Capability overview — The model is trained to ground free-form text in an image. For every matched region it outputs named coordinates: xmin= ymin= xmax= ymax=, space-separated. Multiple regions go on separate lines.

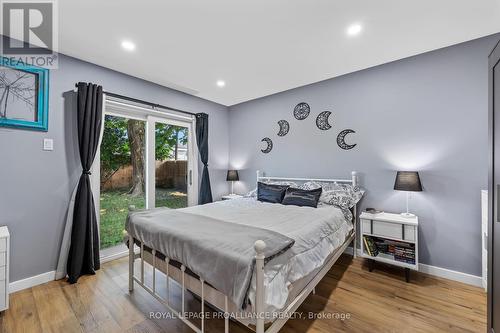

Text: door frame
xmin=91 ymin=95 xmax=198 ymax=262
xmin=488 ymin=38 xmax=500 ymax=333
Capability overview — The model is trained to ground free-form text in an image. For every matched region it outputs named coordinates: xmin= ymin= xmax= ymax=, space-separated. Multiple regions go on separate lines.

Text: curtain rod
xmin=74 ymin=84 xmax=197 ymax=117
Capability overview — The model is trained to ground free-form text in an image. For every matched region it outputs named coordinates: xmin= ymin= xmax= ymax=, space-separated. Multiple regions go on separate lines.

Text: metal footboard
xmin=128 ymin=235 xmax=267 ymax=333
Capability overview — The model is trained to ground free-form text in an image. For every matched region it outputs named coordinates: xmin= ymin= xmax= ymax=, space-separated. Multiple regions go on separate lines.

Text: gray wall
xmin=0 ymin=47 xmax=229 ymax=282
xmin=228 ymin=34 xmax=500 ymax=276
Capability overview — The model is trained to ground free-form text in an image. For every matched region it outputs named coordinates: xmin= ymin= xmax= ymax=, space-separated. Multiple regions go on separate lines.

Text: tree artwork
xmin=0 ymin=67 xmax=36 ymax=120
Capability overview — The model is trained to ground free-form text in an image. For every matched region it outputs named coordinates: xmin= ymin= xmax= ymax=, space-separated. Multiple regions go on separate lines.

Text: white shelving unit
xmin=0 ymin=226 xmax=9 ymax=311
xmin=360 ymin=212 xmax=418 ymax=282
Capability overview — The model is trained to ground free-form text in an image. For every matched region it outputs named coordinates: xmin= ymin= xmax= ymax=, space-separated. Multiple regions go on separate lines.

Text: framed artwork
xmin=0 ymin=57 xmax=49 ymax=131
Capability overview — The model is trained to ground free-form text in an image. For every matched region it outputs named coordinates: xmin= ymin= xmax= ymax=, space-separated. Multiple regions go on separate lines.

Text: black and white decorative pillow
xmin=299 ymin=181 xmax=323 ymax=191
xmin=300 ymin=181 xmax=364 ymax=208
xmin=322 ymin=185 xmax=364 ymax=208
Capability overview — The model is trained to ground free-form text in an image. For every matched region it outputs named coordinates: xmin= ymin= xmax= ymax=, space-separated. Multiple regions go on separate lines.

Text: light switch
xmin=43 ymin=138 xmax=54 ymax=151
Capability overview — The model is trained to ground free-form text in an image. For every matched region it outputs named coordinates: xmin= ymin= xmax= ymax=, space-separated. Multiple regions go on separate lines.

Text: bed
xmin=126 ymin=171 xmax=359 ymax=333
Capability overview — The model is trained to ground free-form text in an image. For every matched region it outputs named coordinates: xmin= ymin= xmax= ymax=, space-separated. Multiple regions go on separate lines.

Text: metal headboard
xmin=256 ymin=170 xmax=358 ymax=187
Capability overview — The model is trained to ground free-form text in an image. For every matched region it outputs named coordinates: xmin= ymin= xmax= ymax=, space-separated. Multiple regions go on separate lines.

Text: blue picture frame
xmin=0 ymin=57 xmax=49 ymax=131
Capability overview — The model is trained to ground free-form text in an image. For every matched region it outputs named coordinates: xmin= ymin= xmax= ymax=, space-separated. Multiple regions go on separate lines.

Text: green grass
xmin=99 ymin=188 xmax=187 ymax=249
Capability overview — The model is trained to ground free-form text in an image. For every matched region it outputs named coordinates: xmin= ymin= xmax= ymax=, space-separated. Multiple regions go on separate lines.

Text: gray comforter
xmin=125 ymin=207 xmax=295 ymax=309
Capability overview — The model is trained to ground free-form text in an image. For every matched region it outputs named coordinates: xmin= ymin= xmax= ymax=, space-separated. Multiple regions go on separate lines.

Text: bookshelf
xmin=360 ymin=211 xmax=418 ymax=282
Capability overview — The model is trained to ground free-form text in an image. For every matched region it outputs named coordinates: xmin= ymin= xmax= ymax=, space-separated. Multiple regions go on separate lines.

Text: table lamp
xmin=226 ymin=170 xmax=239 ymax=195
xmin=394 ymin=171 xmax=422 ymax=217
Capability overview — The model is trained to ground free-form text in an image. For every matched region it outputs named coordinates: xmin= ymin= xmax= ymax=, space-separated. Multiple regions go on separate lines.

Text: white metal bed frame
xmin=128 ymin=170 xmax=358 ymax=333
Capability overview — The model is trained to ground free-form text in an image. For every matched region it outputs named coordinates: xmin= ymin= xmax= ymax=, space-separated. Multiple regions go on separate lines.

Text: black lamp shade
xmin=394 ymin=171 xmax=422 ymax=192
xmin=226 ymin=170 xmax=239 ymax=181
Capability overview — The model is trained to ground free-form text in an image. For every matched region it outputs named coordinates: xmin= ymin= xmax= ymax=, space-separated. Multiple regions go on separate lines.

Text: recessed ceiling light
xmin=121 ymin=40 xmax=136 ymax=51
xmin=346 ymin=23 xmax=362 ymax=36
xmin=216 ymin=80 xmax=226 ymax=87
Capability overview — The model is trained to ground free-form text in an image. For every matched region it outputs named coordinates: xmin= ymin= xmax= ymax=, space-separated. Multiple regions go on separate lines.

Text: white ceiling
xmin=27 ymin=1 xmax=500 ymax=105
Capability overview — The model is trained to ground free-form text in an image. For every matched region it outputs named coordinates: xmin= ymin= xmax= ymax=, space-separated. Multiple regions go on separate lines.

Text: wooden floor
xmin=0 ymin=255 xmax=486 ymax=333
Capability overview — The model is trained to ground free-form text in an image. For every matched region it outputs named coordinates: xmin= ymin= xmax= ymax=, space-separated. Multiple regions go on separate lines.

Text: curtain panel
xmin=195 ymin=113 xmax=213 ymax=204
xmin=65 ymin=82 xmax=103 ymax=283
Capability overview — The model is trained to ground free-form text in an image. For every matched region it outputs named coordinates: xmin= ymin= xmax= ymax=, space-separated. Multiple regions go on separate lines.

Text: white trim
xmin=418 ymin=263 xmax=482 ymax=287
xmin=345 ymin=248 xmax=482 ymax=287
xmin=100 ymin=250 xmax=129 ymax=264
xmin=9 ymin=271 xmax=56 ymax=293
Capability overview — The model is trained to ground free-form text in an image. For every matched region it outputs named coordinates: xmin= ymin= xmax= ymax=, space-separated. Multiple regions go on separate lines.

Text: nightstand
xmin=221 ymin=194 xmax=243 ymax=200
xmin=360 ymin=211 xmax=418 ymax=282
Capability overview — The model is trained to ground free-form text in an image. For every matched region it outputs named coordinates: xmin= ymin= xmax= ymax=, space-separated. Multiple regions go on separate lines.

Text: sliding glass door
xmin=95 ymin=98 xmax=198 ymax=259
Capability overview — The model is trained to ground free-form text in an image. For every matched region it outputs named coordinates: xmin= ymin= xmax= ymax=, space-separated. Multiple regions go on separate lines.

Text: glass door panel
xmin=154 ymin=122 xmax=188 ymax=209
xmin=147 ymin=116 xmax=196 ymax=209
xmin=99 ymin=114 xmax=146 ymax=255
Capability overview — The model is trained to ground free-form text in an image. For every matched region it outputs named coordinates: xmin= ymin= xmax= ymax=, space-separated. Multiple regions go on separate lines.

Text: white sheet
xmin=180 ymin=197 xmax=353 ymax=313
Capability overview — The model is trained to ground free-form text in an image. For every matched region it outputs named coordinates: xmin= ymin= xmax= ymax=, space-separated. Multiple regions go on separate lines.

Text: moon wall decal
xmin=261 ymin=137 xmax=273 ymax=153
xmin=316 ymin=111 xmax=332 ymax=130
xmin=337 ymin=129 xmax=357 ymax=150
xmin=293 ymin=102 xmax=310 ymax=120
xmin=277 ymin=120 xmax=290 ymax=136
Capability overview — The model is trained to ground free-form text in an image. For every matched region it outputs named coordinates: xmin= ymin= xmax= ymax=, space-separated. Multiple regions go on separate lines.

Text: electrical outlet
xmin=43 ymin=138 xmax=54 ymax=151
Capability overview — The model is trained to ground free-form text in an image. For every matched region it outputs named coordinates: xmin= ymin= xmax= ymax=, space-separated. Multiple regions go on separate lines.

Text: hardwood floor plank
xmin=62 ymin=276 xmax=123 ymax=333
xmin=0 ymin=288 xmax=42 ymax=333
xmin=2 ymin=254 xmax=486 ymax=333
xmin=32 ymin=282 xmax=84 ymax=333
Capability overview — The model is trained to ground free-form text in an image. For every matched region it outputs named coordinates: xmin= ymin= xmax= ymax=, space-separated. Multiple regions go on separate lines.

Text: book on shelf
xmin=363 ymin=235 xmax=379 ymax=257
xmin=363 ymin=236 xmax=372 ymax=256
xmin=395 ymin=256 xmax=416 ymax=264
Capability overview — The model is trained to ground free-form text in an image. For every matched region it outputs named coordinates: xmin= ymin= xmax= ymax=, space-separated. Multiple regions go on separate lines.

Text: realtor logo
xmin=1 ymin=0 xmax=58 ymax=68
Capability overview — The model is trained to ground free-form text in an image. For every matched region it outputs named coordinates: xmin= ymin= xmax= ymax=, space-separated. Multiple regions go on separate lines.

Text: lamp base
xmin=400 ymin=212 xmax=416 ymax=218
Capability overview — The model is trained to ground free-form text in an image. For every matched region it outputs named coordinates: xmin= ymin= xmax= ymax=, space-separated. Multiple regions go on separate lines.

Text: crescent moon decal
xmin=316 ymin=111 xmax=332 ymax=130
xmin=261 ymin=137 xmax=273 ymax=153
xmin=277 ymin=120 xmax=290 ymax=136
xmin=337 ymin=129 xmax=357 ymax=150
xmin=293 ymin=102 xmax=310 ymax=120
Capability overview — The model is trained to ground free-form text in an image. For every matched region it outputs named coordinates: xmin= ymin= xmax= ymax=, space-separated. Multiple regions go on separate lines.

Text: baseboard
xmin=418 ymin=263 xmax=482 ymax=287
xmin=10 ymin=251 xmax=133 ymax=293
xmin=9 ymin=270 xmax=56 ymax=293
xmin=344 ymin=247 xmax=482 ymax=288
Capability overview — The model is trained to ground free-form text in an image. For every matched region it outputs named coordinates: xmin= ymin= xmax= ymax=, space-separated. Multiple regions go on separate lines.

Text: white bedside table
xmin=360 ymin=211 xmax=418 ymax=282
xmin=221 ymin=194 xmax=243 ymax=200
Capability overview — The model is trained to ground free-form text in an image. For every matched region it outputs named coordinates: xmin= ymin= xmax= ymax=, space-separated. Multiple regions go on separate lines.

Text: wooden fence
xmin=102 ymin=160 xmax=187 ymax=191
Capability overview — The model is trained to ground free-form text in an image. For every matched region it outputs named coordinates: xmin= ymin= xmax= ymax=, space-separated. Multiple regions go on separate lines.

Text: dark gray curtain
xmin=196 ymin=113 xmax=213 ymax=204
xmin=67 ymin=82 xmax=103 ymax=283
